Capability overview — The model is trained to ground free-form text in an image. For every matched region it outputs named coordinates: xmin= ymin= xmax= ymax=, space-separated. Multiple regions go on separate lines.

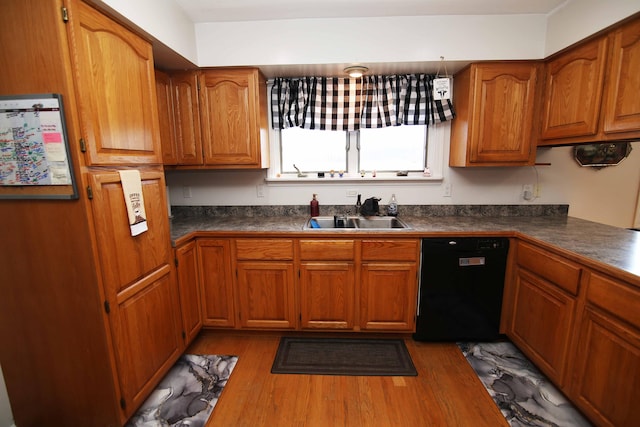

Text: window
xmin=359 ymin=125 xmax=427 ymax=172
xmin=278 ymin=125 xmax=428 ymax=176
xmin=280 ymin=128 xmax=348 ymax=173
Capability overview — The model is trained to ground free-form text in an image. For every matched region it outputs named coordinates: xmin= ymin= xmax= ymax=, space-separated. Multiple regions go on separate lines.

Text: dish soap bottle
xmin=310 ymin=194 xmax=320 ymax=217
xmin=386 ymin=194 xmax=398 ymax=216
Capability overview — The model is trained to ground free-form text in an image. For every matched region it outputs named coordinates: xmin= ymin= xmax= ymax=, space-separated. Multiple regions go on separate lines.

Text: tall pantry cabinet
xmin=0 ymin=1 xmax=183 ymax=426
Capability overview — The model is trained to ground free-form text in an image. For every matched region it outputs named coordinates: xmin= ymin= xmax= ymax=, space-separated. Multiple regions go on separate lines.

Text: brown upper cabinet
xmin=602 ymin=17 xmax=640 ymax=135
xmin=157 ymin=67 xmax=270 ymax=169
xmin=155 ymin=70 xmax=203 ymax=165
xmin=71 ymin=3 xmax=162 ymax=165
xmin=539 ymin=15 xmax=640 ymax=145
xmin=449 ymin=62 xmax=540 ymax=167
xmin=155 ymin=70 xmax=179 ymax=164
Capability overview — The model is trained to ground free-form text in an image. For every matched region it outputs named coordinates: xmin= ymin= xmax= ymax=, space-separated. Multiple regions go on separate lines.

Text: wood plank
xmin=187 ymin=332 xmax=508 ymax=426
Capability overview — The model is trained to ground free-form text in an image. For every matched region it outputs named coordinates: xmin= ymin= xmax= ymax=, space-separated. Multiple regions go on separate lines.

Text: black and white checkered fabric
xmin=271 ymin=74 xmax=454 ymax=130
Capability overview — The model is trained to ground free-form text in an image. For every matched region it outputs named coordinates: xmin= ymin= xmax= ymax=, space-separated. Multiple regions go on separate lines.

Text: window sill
xmin=265 ymin=174 xmax=443 ymax=184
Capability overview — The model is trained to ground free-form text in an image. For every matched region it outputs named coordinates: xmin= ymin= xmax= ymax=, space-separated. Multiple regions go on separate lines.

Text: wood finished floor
xmin=187 ymin=331 xmax=509 ymax=427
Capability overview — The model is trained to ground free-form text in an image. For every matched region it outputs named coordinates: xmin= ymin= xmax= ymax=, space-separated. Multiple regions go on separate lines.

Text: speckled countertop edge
xmin=170 ymin=214 xmax=640 ymax=280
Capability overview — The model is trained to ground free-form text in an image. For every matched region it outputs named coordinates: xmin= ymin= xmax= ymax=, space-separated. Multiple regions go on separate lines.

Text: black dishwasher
xmin=413 ymin=237 xmax=509 ymax=341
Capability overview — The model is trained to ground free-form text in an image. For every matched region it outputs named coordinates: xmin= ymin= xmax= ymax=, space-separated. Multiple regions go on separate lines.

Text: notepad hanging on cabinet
xmin=118 ymin=170 xmax=148 ymax=236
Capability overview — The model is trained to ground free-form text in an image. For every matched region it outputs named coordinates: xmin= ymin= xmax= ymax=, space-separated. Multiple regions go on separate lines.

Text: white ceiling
xmin=174 ymin=0 xmax=567 ymax=23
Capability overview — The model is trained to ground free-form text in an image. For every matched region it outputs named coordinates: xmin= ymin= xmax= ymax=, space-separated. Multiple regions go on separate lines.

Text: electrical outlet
xmin=256 ymin=184 xmax=265 ymax=198
xmin=346 ymin=190 xmax=358 ymax=198
xmin=182 ymin=186 xmax=192 ymax=198
xmin=522 ymin=184 xmax=533 ymax=201
xmin=443 ymin=183 xmax=452 ymax=197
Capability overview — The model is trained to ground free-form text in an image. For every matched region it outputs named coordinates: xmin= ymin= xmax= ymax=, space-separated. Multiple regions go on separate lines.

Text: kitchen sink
xmin=303 ymin=216 xmax=409 ymax=230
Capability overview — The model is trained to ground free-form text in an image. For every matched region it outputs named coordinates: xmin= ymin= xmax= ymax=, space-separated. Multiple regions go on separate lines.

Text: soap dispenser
xmin=310 ymin=194 xmax=320 ymax=217
xmin=386 ymin=194 xmax=398 ymax=216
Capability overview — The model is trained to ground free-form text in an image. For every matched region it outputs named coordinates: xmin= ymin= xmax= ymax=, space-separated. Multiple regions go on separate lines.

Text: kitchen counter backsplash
xmin=171 ymin=204 xmax=569 ymax=219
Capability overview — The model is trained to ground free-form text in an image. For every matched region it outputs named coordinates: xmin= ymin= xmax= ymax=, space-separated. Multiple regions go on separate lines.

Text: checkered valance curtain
xmin=271 ymin=74 xmax=454 ymax=131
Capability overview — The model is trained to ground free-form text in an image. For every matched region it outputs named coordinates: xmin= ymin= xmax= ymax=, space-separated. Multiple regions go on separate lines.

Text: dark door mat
xmin=271 ymin=337 xmax=418 ymax=376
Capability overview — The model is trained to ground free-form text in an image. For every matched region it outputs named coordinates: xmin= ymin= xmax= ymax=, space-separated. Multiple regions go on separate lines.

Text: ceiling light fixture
xmin=344 ymin=66 xmax=369 ymax=78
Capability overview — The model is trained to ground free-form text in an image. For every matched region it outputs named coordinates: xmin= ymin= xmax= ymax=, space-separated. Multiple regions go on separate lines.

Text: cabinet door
xmin=71 ymin=1 xmax=161 ymax=165
xmin=199 ymin=68 xmax=265 ymax=167
xmin=603 ymin=17 xmax=640 ymax=134
xmin=469 ymin=63 xmax=538 ymax=164
xmin=508 ymin=267 xmax=575 ymax=387
xmin=172 ymin=71 xmax=204 ymax=165
xmin=88 ymin=169 xmax=181 ymax=420
xmin=573 ymin=308 xmax=640 ymax=426
xmin=299 ymin=262 xmax=355 ymax=330
xmin=197 ymin=239 xmax=236 ymax=328
xmin=176 ymin=240 xmax=202 ymax=344
xmin=540 ymin=36 xmax=608 ymax=140
xmin=236 ymin=261 xmax=296 ymax=329
xmin=360 ymin=262 xmax=417 ymax=331
xmin=155 ymin=70 xmax=178 ymax=165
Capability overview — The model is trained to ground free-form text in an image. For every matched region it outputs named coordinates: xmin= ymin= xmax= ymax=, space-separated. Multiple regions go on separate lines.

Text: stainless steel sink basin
xmin=306 ymin=216 xmax=357 ymax=229
xmin=303 ymin=216 xmax=409 ymax=230
xmin=353 ymin=217 xmax=408 ymax=229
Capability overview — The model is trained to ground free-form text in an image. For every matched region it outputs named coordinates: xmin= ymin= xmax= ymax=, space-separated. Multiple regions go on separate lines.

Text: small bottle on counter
xmin=356 ymin=194 xmax=362 ymax=214
xmin=386 ymin=194 xmax=398 ymax=216
xmin=310 ymin=194 xmax=320 ymax=217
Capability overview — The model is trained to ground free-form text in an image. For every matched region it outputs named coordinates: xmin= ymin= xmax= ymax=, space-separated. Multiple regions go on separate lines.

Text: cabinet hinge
xmin=61 ymin=6 xmax=69 ymax=23
xmin=86 ymin=185 xmax=93 ymax=200
xmin=79 ymin=138 xmax=87 ymax=152
xmin=104 ymin=300 xmax=110 ymax=314
xmin=120 ymin=397 xmax=126 ymax=410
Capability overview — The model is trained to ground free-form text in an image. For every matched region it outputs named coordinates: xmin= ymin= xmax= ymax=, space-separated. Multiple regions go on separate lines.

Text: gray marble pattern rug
xmin=459 ymin=342 xmax=592 ymax=427
xmin=126 ymin=354 xmax=238 ymax=427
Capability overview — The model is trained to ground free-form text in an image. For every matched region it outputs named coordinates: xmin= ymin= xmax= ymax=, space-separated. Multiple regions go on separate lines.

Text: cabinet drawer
xmin=587 ymin=272 xmax=640 ymax=330
xmin=299 ymin=240 xmax=355 ymax=260
xmin=517 ymin=242 xmax=581 ymax=295
xmin=235 ymin=239 xmax=293 ymax=260
xmin=361 ymin=240 xmax=418 ymax=261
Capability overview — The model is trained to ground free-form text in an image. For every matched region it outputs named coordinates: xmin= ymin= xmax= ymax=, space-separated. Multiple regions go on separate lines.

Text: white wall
xmin=545 ymin=0 xmax=640 ymax=56
xmin=194 ymin=14 xmax=547 ymax=67
xmin=539 ymin=144 xmax=640 ymax=228
xmin=0 ymin=365 xmax=14 ymax=427
xmin=166 ymin=140 xmax=640 ymax=229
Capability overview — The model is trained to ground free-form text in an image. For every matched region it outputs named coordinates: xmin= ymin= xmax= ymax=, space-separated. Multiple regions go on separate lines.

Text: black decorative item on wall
xmin=574 ymin=142 xmax=632 ymax=168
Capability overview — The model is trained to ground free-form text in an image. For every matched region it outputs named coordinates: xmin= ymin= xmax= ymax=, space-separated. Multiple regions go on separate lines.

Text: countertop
xmin=170 ymin=215 xmax=640 ymax=280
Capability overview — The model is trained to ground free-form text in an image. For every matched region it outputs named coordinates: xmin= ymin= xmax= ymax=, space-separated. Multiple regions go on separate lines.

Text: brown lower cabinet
xmin=197 ymin=239 xmax=236 ymax=327
xmin=360 ymin=240 xmax=419 ymax=331
xmin=503 ymin=239 xmax=640 ymax=427
xmin=188 ymin=237 xmax=419 ymax=333
xmin=235 ymin=239 xmax=297 ymax=329
xmin=571 ymin=271 xmax=640 ymax=426
xmin=505 ymin=241 xmax=581 ymax=387
xmin=175 ymin=240 xmax=203 ymax=344
xmin=299 ymin=239 xmax=356 ymax=330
